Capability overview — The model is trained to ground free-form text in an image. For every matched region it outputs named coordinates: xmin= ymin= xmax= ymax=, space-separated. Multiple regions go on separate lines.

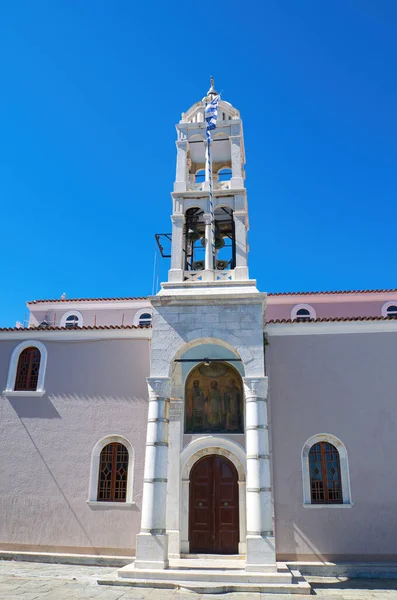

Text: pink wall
xmin=0 ymin=338 xmax=150 ymax=555
xmin=268 ymin=330 xmax=397 ymax=561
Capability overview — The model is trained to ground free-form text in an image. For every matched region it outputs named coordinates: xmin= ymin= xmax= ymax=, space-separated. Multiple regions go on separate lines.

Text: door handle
xmin=198 ymin=501 xmax=203 ymax=507
xmin=223 ymin=501 xmax=229 ymax=507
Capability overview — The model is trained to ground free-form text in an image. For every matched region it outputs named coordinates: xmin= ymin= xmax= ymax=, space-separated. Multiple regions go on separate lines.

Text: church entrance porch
xmin=189 ymin=455 xmax=239 ymax=554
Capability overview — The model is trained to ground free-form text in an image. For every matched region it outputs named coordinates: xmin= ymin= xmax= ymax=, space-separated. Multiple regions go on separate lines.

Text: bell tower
xmin=164 ymin=79 xmax=252 ymax=290
xmin=134 ymin=82 xmax=274 ymax=574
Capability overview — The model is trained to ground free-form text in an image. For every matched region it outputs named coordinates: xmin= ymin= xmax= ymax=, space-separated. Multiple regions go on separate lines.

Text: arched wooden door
xmin=189 ymin=455 xmax=239 ymax=554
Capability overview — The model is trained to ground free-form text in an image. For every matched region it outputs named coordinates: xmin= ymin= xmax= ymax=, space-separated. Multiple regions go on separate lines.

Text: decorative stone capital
xmin=176 ymin=140 xmax=187 ymax=148
xmin=171 ymin=213 xmax=185 ymax=225
xmin=243 ymin=376 xmax=268 ymax=400
xmin=203 ymin=212 xmax=212 ymax=225
xmin=147 ymin=377 xmax=173 ymax=399
xmin=233 ymin=210 xmax=246 ymax=223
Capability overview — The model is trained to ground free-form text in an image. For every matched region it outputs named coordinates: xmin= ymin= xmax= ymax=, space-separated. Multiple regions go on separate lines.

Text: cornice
xmin=0 ymin=327 xmax=152 ymax=342
xmin=267 ymin=319 xmax=397 ymax=336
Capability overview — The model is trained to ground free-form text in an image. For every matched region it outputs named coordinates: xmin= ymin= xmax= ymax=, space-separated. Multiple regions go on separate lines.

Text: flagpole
xmin=205 ymin=129 xmax=216 ymax=270
xmin=204 ymin=80 xmax=220 ymax=272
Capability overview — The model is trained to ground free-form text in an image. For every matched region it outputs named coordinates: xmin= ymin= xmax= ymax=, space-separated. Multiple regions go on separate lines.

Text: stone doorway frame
xmin=180 ymin=437 xmax=246 ymax=555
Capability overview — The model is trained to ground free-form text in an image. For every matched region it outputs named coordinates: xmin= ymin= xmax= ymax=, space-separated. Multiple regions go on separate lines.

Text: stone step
xmin=98 ymin=575 xmax=312 ymax=595
xmin=180 ymin=553 xmax=245 ymax=560
xmin=172 ymin=557 xmax=277 ymax=572
xmin=117 ymin=565 xmax=293 ymax=584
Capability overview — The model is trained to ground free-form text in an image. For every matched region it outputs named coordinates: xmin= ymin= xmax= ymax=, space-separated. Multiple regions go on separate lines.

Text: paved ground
xmin=1 ymin=560 xmax=397 ymax=599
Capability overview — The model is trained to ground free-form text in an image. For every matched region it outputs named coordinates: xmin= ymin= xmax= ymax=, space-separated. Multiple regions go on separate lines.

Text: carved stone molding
xmin=243 ymin=376 xmax=268 ymax=400
xmin=169 ymin=400 xmax=184 ymax=421
xmin=147 ymin=377 xmax=173 ymax=399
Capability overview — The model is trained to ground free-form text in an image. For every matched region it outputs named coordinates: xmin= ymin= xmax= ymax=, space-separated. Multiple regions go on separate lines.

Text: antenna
xmin=152 ymin=248 xmax=157 ymax=296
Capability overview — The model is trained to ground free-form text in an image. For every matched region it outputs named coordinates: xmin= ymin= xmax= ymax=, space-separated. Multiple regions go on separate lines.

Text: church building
xmin=1 ymin=81 xmax=397 ymax=592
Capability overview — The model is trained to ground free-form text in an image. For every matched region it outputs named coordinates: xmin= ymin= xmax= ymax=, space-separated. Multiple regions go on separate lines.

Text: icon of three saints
xmin=185 ymin=377 xmax=243 ymax=433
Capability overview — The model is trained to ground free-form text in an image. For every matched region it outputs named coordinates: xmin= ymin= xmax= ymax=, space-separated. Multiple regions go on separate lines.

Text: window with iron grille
xmin=14 ymin=347 xmax=41 ymax=391
xmin=309 ymin=442 xmax=342 ymax=504
xmin=97 ymin=443 xmax=129 ymax=502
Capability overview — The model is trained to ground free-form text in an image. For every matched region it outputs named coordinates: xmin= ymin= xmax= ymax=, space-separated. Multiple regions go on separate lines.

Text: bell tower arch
xmin=166 ymin=79 xmax=250 ymax=286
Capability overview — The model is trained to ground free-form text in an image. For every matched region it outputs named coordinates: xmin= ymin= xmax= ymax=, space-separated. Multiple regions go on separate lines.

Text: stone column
xmin=230 ymin=134 xmax=244 ymax=189
xmin=243 ymin=376 xmax=275 ymax=571
xmin=203 ymin=212 xmax=213 ymax=273
xmin=233 ymin=210 xmax=249 ymax=281
xmin=166 ymin=399 xmax=184 ymax=558
xmin=174 ymin=139 xmax=187 ymax=192
xmin=135 ymin=377 xmax=172 ymax=570
xmin=168 ymin=213 xmax=184 ymax=283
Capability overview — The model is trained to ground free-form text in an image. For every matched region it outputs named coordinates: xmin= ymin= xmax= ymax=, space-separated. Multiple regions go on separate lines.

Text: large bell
xmin=201 ymin=232 xmax=225 ymax=250
xmin=188 ymin=228 xmax=201 ymax=243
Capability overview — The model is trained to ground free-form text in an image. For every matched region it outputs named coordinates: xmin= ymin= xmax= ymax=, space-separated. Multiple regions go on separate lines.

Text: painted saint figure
xmin=224 ymin=378 xmax=242 ymax=431
xmin=186 ymin=379 xmax=206 ymax=431
xmin=206 ymin=380 xmax=222 ymax=431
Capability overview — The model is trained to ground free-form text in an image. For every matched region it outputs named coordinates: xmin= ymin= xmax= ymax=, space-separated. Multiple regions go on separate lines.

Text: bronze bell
xmin=200 ymin=230 xmax=225 ymax=250
xmin=188 ymin=228 xmax=201 ymax=243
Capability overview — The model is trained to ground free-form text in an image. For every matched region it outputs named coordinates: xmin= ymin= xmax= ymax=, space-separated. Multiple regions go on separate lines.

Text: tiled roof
xmin=27 ymin=289 xmax=397 ymax=303
xmin=27 ymin=297 xmax=148 ymax=304
xmin=267 ymin=316 xmax=395 ymax=324
xmin=0 ymin=325 xmax=151 ymax=332
xmin=268 ymin=289 xmax=397 ymax=297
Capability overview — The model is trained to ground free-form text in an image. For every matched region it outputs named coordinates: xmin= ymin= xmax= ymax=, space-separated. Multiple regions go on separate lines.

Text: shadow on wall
xmin=7 ymin=394 xmax=148 ymax=419
xmin=15 ymin=417 xmax=104 ymax=554
xmin=8 ymin=396 xmax=61 ymax=419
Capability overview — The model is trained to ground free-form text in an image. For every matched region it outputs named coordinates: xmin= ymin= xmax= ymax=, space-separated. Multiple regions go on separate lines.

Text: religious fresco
xmin=185 ymin=362 xmax=244 ymax=434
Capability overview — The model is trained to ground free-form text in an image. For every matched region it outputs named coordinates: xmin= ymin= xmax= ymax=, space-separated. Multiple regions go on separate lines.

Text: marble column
xmin=174 ymin=139 xmax=187 ymax=192
xmin=233 ymin=210 xmax=249 ymax=281
xmin=230 ymin=134 xmax=244 ymax=189
xmin=243 ymin=376 xmax=275 ymax=571
xmin=168 ymin=213 xmax=185 ymax=283
xmin=135 ymin=377 xmax=172 ymax=570
xmin=166 ymin=399 xmax=184 ymax=558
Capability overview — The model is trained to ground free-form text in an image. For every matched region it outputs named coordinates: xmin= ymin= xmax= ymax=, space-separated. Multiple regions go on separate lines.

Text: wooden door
xmin=189 ymin=455 xmax=239 ymax=554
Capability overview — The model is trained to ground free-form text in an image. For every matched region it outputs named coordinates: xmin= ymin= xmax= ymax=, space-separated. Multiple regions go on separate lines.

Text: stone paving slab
xmin=1 ymin=560 xmax=397 ymax=599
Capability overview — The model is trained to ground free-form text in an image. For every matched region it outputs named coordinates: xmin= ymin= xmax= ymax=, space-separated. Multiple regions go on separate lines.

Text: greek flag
xmin=205 ymin=94 xmax=220 ymax=139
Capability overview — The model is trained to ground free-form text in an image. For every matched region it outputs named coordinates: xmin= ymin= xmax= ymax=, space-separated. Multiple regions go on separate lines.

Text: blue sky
xmin=1 ymin=1 xmax=396 ymax=326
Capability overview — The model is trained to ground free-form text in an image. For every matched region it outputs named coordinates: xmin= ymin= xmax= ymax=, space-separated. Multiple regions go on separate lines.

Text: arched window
xmin=385 ymin=304 xmax=397 ymax=319
xmin=97 ymin=442 xmax=129 ymax=502
xmin=195 ymin=169 xmax=205 ymax=183
xmin=296 ymin=308 xmax=311 ymax=322
xmin=309 ymin=442 xmax=342 ymax=504
xmin=138 ymin=312 xmax=152 ymax=327
xmin=60 ymin=311 xmax=83 ymax=328
xmin=65 ymin=315 xmax=79 ymax=329
xmin=218 ymin=168 xmax=232 ymax=182
xmin=15 ymin=347 xmax=41 ymax=391
xmin=4 ymin=341 xmax=48 ymax=396
xmin=291 ymin=304 xmax=316 ymax=322
xmin=302 ymin=434 xmax=353 ymax=507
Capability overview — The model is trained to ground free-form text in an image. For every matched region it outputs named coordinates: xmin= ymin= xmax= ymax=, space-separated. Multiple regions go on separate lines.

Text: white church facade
xmin=1 ymin=82 xmax=397 ymax=591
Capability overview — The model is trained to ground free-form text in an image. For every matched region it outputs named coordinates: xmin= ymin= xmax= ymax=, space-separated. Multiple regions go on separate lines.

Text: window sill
xmin=302 ymin=503 xmax=354 ymax=509
xmin=86 ymin=501 xmax=137 ymax=510
xmin=2 ymin=390 xmax=46 ymax=397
